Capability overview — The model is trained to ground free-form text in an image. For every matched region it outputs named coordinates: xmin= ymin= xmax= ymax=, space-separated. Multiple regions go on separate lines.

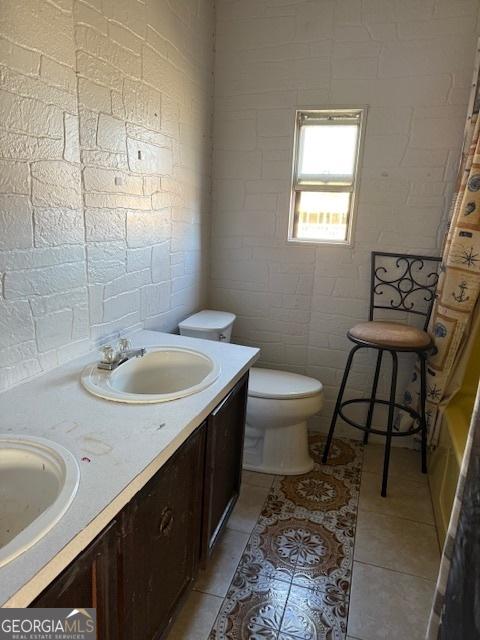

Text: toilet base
xmin=243 ymin=420 xmax=314 ymax=476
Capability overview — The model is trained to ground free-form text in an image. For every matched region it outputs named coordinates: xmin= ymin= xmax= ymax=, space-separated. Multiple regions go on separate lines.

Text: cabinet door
xmin=31 ymin=520 xmax=120 ymax=639
xmin=202 ymin=373 xmax=248 ymax=560
xmin=119 ymin=424 xmax=206 ymax=640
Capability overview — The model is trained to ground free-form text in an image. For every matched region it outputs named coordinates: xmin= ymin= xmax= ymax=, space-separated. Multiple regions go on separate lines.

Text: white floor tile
xmin=227 ymin=483 xmax=270 ymax=534
xmin=348 ymin=562 xmax=435 ymax=640
xmin=242 ymin=469 xmax=275 ymax=488
xmin=363 ymin=444 xmax=427 ymax=484
xmin=168 ymin=590 xmax=223 ymax=640
xmin=194 ymin=528 xmax=249 ymax=597
xmin=354 ymin=510 xmax=440 ymax=580
xmin=359 ymin=471 xmax=434 ymax=525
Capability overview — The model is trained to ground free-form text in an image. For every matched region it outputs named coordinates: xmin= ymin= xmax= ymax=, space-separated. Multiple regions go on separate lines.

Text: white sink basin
xmin=0 ymin=435 xmax=80 ymax=568
xmin=81 ymin=346 xmax=220 ymax=404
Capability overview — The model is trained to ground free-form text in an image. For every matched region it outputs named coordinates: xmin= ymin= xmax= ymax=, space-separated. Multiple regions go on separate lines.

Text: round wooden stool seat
xmin=348 ymin=320 xmax=431 ymax=350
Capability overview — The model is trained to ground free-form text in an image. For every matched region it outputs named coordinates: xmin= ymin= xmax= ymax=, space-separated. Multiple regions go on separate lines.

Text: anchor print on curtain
xmin=400 ymin=49 xmax=480 ymax=447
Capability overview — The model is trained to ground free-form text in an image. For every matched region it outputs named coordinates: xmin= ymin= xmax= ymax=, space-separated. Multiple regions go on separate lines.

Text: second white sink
xmin=81 ymin=346 xmax=220 ymax=403
xmin=0 ymin=435 xmax=80 ymax=568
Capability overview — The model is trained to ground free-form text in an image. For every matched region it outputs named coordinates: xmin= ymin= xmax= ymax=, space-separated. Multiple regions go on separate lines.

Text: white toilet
xmin=179 ymin=310 xmax=323 ymax=475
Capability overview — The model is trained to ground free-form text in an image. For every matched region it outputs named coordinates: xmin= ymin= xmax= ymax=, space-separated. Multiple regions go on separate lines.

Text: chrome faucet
xmin=98 ymin=338 xmax=146 ymax=370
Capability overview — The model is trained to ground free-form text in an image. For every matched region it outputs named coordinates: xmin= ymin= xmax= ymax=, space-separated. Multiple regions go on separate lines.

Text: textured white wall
xmin=0 ymin=0 xmax=215 ymax=392
xmin=210 ymin=0 xmax=480 ymax=431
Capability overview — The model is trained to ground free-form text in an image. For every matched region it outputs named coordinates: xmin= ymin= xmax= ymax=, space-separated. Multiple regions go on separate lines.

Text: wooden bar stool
xmin=322 ymin=252 xmax=441 ymax=497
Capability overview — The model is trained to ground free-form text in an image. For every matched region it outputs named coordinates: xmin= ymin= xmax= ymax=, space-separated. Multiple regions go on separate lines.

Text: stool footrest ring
xmin=338 ymin=398 xmax=422 ymax=437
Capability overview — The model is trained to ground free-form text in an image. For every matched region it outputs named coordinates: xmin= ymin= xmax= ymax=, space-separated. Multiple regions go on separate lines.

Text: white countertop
xmin=0 ymin=330 xmax=259 ymax=607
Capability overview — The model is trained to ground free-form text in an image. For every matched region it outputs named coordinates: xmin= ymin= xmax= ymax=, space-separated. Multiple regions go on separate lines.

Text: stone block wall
xmin=0 ymin=0 xmax=215 ymax=391
xmin=210 ymin=0 xmax=480 ymax=431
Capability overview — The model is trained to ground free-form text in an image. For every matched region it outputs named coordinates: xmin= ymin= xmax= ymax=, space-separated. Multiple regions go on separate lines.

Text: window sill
xmin=286 ymin=237 xmax=353 ymax=248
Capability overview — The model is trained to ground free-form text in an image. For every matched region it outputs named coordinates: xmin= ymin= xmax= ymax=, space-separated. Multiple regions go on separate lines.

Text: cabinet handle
xmin=159 ymin=508 xmax=174 ymax=536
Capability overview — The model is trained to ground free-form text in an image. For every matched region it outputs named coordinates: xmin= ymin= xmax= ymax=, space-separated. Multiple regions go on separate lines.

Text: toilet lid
xmin=248 ymin=367 xmax=323 ymax=400
xmin=178 ymin=310 xmax=236 ymax=331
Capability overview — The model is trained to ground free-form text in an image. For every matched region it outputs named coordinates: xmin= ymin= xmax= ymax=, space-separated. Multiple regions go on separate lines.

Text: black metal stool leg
xmin=364 ymin=349 xmax=383 ymax=445
xmin=419 ymin=353 xmax=428 ymax=474
xmin=322 ymin=344 xmax=361 ymax=464
xmin=381 ymin=350 xmax=398 ymax=497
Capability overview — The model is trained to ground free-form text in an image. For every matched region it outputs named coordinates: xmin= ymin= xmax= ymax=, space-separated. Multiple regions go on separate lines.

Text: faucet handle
xmin=100 ymin=345 xmax=116 ymax=364
xmin=118 ymin=337 xmax=131 ymax=353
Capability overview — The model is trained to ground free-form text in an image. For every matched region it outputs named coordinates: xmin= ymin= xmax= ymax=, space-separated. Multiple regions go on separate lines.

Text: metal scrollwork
xmin=372 ymin=253 xmax=441 ymax=325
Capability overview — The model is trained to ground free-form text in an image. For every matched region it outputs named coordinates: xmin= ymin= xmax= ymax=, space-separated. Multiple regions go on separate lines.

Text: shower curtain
xmin=400 ymin=41 xmax=480 ymax=447
xmin=425 ymin=40 xmax=480 ymax=640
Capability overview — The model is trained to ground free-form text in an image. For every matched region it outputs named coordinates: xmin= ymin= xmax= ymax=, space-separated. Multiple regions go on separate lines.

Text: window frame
xmin=287 ymin=107 xmax=367 ymax=247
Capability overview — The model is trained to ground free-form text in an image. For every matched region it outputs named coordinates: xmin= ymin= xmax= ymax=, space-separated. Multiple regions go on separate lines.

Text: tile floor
xmin=168 ymin=438 xmax=440 ymax=640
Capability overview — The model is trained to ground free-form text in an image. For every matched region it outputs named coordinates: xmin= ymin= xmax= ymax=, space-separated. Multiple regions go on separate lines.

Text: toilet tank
xmin=178 ymin=310 xmax=236 ymax=342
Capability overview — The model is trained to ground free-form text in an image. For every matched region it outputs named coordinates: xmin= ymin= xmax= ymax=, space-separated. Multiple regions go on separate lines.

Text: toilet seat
xmin=248 ymin=367 xmax=323 ymax=400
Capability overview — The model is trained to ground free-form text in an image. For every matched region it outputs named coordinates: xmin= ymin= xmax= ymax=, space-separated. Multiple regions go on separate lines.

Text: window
xmin=288 ymin=108 xmax=366 ymax=245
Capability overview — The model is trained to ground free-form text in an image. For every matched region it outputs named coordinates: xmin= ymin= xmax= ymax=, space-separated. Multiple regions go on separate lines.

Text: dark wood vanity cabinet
xmin=30 ymin=373 xmax=249 ymax=640
xmin=119 ymin=423 xmax=206 ymax=640
xmin=31 ymin=519 xmax=120 ymax=639
xmin=202 ymin=374 xmax=248 ymax=560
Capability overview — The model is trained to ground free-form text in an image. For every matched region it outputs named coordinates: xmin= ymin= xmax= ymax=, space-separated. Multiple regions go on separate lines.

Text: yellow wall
xmin=429 ymin=323 xmax=480 ymax=545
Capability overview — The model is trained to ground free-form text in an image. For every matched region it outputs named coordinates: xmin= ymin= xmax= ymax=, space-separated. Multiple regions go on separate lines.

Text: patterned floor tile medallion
xmin=210 ymin=437 xmax=363 ymax=640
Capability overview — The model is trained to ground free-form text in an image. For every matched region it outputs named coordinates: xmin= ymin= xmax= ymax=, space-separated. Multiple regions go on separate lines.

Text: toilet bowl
xmin=178 ymin=310 xmax=323 ymax=475
xmin=244 ymin=367 xmax=323 ymax=475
